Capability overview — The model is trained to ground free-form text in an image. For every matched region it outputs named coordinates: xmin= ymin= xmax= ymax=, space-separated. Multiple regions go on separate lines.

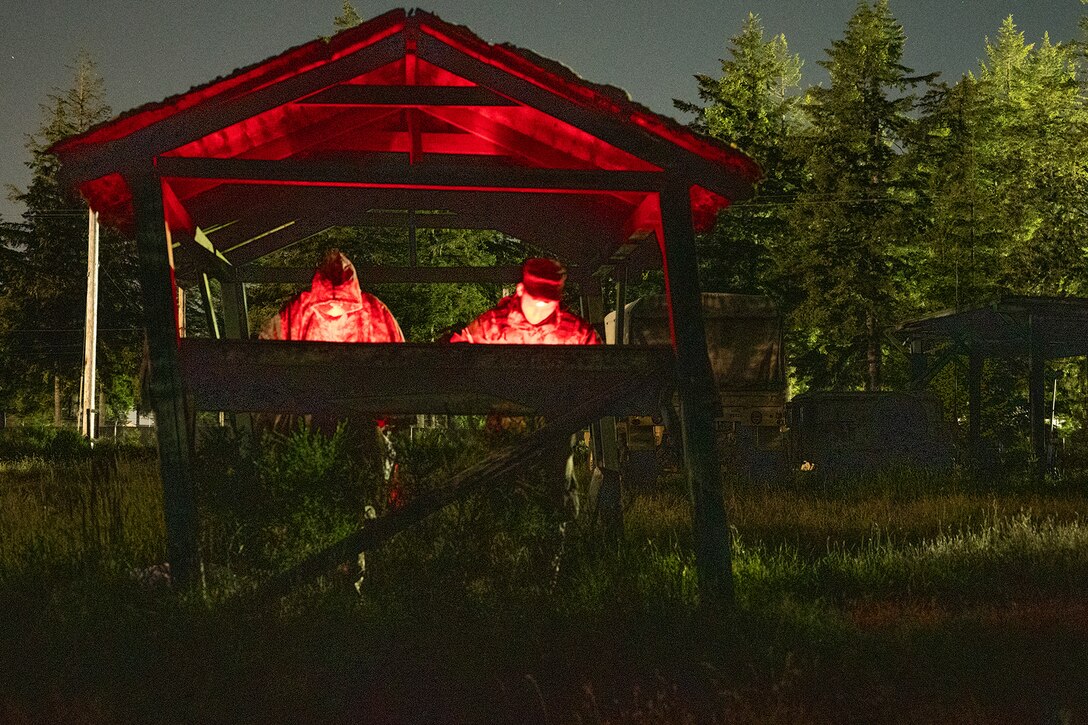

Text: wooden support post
xmin=220 ymin=281 xmax=251 ymax=434
xmin=1028 ymin=322 xmax=1047 ymax=479
xmin=129 ymin=166 xmax=201 ymax=589
xmin=909 ymin=339 xmax=926 ymax=387
xmin=581 ymin=291 xmax=605 ymax=344
xmin=596 ymin=269 xmax=629 ymax=530
xmin=221 ymin=282 xmax=250 ymax=340
xmin=80 ymin=209 xmax=100 ymax=440
xmin=968 ymin=348 xmax=983 ymax=466
xmin=659 ymin=180 xmax=733 ymax=609
xmin=200 ymin=273 xmax=221 ymax=340
xmin=614 ymin=266 xmax=628 ymax=346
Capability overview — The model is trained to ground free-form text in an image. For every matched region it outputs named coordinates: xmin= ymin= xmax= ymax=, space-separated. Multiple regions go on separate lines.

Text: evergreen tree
xmin=675 ymin=13 xmax=805 ymax=297
xmin=0 ymin=51 xmax=142 ymax=422
xmin=786 ymin=0 xmax=934 ymax=391
xmin=908 ymin=75 xmax=1005 ymax=310
xmin=990 ymin=24 xmax=1087 ymax=295
xmin=333 ymin=1 xmax=362 ymax=31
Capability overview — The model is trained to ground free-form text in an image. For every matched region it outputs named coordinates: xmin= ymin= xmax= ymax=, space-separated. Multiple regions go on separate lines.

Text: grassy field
xmin=2 ymin=427 xmax=1087 ymax=723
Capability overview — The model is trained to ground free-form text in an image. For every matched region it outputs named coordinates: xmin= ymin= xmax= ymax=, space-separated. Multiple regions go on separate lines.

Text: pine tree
xmin=333 ymin=1 xmax=362 ymax=31
xmin=786 ymin=0 xmax=933 ymax=391
xmin=908 ymin=74 xmax=1005 ymax=310
xmin=674 ymin=13 xmax=805 ymax=296
xmin=0 ymin=51 xmax=141 ymax=422
xmin=974 ymin=18 xmax=1088 ymax=296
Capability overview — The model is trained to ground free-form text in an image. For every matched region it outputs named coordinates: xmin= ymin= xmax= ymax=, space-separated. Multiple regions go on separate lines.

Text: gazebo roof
xmin=49 ymin=8 xmax=760 ymax=276
xmin=896 ymin=296 xmax=1088 ymax=360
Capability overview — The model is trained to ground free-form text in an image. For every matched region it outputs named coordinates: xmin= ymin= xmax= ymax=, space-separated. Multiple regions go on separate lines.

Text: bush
xmin=197 ymin=420 xmax=388 ymax=579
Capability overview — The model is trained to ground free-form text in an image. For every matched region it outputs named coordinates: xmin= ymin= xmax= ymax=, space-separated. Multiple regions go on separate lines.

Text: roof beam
xmin=298 ymin=84 xmax=516 ymax=106
xmin=222 ymin=265 xmax=526 ymax=285
xmin=224 ymin=217 xmax=334 ymax=265
xmin=59 ymin=32 xmax=407 ymax=188
xmin=156 ymin=156 xmax=665 ymax=193
xmin=416 ymin=33 xmax=755 ymax=202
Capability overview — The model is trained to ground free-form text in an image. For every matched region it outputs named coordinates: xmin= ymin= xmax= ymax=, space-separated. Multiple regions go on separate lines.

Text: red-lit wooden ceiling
xmin=50 ymin=9 xmax=760 ymax=273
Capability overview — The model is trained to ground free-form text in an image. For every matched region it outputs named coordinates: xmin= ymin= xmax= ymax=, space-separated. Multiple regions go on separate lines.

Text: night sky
xmin=0 ymin=1 xmax=1083 ymax=222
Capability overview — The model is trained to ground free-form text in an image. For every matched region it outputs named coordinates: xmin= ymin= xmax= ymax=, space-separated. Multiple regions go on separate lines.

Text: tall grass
xmin=3 ymin=428 xmax=1088 ymax=722
xmin=0 ymin=453 xmax=164 ymax=582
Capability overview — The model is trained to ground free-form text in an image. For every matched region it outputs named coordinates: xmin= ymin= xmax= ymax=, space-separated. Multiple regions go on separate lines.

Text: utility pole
xmin=80 ymin=208 xmax=100 ymax=441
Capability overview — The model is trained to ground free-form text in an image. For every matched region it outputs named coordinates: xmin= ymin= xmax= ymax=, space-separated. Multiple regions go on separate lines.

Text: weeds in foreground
xmin=3 ymin=429 xmax=1088 ymax=722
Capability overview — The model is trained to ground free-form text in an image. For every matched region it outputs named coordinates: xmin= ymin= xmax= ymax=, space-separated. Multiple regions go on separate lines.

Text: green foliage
xmin=5 ymin=456 xmax=1088 ymax=721
xmin=675 ymin=13 xmax=805 ymax=298
xmin=785 ymin=0 xmax=934 ymax=392
xmin=0 ymin=51 xmax=141 ymax=420
xmin=197 ymin=421 xmax=383 ymax=576
xmin=332 ymin=0 xmax=362 ymax=31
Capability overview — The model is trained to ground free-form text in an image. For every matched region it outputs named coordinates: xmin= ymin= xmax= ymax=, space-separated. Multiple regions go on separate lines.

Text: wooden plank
xmin=58 ymin=33 xmax=407 ymax=189
xmin=221 ymin=282 xmax=249 ymax=340
xmin=298 ymin=84 xmax=516 ymax=106
xmin=170 ymin=226 xmax=235 ymax=284
xmin=968 ymin=348 xmax=983 ymax=465
xmin=199 ymin=273 xmax=221 ymax=340
xmin=128 ymin=168 xmax=201 ymax=590
xmin=180 ymin=340 xmax=674 ymax=418
xmin=659 ymin=179 xmax=734 ymax=609
xmin=155 ymin=155 xmax=665 ymax=193
xmin=422 ymin=106 xmax=600 ymax=170
xmin=223 ymin=264 xmax=524 ymax=285
xmin=223 ymin=217 xmax=334 ymax=265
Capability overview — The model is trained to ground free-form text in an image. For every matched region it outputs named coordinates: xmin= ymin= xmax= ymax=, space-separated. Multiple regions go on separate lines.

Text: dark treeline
xmin=1 ymin=1 xmax=1086 ymax=462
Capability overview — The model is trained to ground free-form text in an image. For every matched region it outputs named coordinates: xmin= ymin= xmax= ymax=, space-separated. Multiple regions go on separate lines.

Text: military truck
xmin=604 ymin=294 xmax=955 ymax=483
xmin=786 ymin=391 xmax=955 ymax=478
xmin=604 ymin=293 xmax=788 ymax=483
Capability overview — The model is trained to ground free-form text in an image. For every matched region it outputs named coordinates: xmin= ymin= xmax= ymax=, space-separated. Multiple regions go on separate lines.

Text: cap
xmin=521 ymin=257 xmax=566 ymax=301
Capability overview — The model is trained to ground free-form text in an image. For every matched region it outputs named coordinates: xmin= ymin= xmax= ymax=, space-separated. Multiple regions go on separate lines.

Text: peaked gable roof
xmin=49 ymin=8 xmax=760 ymax=264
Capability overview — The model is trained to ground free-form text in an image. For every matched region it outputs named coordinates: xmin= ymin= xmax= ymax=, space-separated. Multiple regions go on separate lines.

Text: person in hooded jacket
xmin=259 ymin=249 xmax=404 ymax=506
xmin=261 ymin=248 xmax=404 ymax=344
xmin=450 ymin=257 xmax=598 ymax=522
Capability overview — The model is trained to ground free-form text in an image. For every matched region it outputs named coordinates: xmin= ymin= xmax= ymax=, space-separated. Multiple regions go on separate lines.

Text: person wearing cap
xmin=450 ymin=258 xmax=599 ymax=525
xmin=449 ymin=257 xmax=600 ymax=345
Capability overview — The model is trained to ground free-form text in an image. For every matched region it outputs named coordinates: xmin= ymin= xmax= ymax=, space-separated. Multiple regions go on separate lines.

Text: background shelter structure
xmin=896 ymin=296 xmax=1088 ymax=477
xmin=49 ymin=9 xmax=761 ymax=601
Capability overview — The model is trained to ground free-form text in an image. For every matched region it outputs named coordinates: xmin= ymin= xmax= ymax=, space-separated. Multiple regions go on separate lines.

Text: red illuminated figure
xmin=261 ymin=249 xmax=404 ymax=343
xmin=450 ymin=258 xmax=600 ymax=345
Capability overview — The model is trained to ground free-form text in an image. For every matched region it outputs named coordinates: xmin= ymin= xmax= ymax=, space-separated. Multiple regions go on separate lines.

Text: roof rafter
xmin=59 ymin=31 xmax=407 ymax=187
xmin=156 ymin=156 xmax=665 ymax=193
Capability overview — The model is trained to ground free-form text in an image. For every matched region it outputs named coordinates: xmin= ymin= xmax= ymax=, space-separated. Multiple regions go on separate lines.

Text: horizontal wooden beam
xmin=223 ymin=265 xmax=526 ymax=285
xmin=155 ymin=156 xmax=665 ymax=193
xmin=180 ymin=339 xmax=674 ymax=416
xmin=298 ymin=84 xmax=516 ymax=107
xmin=58 ymin=33 xmax=406 ymax=189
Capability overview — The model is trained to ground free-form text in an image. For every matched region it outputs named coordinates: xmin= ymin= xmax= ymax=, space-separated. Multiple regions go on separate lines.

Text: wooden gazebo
xmin=897 ymin=296 xmax=1088 ymax=477
xmin=50 ymin=9 xmax=761 ymax=599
